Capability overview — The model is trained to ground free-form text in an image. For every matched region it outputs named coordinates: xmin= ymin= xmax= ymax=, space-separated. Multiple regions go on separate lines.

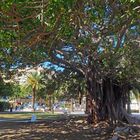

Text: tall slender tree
xmin=24 ymin=72 xmax=44 ymax=111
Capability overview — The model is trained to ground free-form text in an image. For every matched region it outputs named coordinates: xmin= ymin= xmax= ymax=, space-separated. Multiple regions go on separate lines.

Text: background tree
xmin=24 ymin=72 xmax=44 ymax=111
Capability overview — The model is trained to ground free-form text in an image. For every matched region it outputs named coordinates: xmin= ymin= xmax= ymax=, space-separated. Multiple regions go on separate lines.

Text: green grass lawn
xmin=0 ymin=112 xmax=61 ymax=120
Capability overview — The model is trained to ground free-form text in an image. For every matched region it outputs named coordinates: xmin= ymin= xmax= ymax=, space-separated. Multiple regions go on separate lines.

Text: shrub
xmin=0 ymin=101 xmax=10 ymax=112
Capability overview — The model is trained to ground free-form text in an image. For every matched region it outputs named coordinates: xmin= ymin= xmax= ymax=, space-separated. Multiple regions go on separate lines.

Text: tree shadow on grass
xmin=0 ymin=117 xmax=140 ymax=140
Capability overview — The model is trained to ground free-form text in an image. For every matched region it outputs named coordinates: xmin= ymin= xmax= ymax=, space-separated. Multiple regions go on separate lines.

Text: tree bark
xmin=32 ymin=87 xmax=36 ymax=112
xmin=127 ymin=94 xmax=131 ymax=114
xmin=86 ymin=72 xmax=131 ymax=124
xmin=48 ymin=95 xmax=52 ymax=111
xmin=51 ymin=96 xmax=54 ymax=114
xmin=86 ymin=70 xmax=101 ymax=124
xmin=71 ymin=98 xmax=74 ymax=112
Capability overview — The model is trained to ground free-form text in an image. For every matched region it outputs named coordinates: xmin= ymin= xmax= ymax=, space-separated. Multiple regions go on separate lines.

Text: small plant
xmin=0 ymin=101 xmax=10 ymax=112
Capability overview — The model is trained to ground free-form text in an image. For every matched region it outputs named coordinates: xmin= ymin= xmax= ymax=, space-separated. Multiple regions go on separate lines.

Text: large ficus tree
xmin=1 ymin=0 xmax=140 ymax=124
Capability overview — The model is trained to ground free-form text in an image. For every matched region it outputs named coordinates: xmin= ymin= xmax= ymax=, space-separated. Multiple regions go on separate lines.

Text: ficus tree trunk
xmin=86 ymin=69 xmax=101 ymax=124
xmin=85 ymin=70 xmax=131 ymax=124
xmin=127 ymin=94 xmax=131 ymax=114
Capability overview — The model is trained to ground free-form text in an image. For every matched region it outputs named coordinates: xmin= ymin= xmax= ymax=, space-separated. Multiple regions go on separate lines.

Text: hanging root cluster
xmin=86 ymin=77 xmax=139 ymax=125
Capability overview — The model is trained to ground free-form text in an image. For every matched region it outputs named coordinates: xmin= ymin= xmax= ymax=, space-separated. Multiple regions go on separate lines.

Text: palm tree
xmin=25 ymin=72 xmax=44 ymax=111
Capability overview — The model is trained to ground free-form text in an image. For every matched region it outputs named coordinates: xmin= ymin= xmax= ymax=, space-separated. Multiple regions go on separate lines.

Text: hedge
xmin=0 ymin=101 xmax=10 ymax=112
